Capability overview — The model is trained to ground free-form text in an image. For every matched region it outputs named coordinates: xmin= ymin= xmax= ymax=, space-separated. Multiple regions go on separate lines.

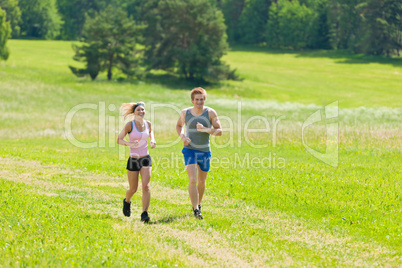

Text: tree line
xmin=221 ymin=0 xmax=401 ymax=56
xmin=1 ymin=0 xmax=401 ymax=79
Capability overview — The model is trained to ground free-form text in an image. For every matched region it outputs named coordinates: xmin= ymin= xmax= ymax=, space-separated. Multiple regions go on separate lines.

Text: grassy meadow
xmin=0 ymin=40 xmax=401 ymax=266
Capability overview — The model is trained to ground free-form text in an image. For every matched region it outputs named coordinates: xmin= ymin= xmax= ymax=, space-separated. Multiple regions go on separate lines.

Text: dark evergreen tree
xmin=309 ymin=0 xmax=331 ymax=49
xmin=328 ymin=0 xmax=363 ymax=50
xmin=357 ymin=0 xmax=402 ymax=56
xmin=266 ymin=1 xmax=280 ymax=47
xmin=70 ymin=43 xmax=101 ymax=80
xmin=221 ymin=0 xmax=246 ymax=42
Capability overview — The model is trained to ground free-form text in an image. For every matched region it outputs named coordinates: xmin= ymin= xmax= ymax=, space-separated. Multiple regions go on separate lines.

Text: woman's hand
xmin=129 ymin=140 xmax=139 ymax=148
xmin=150 ymin=140 xmax=157 ymax=149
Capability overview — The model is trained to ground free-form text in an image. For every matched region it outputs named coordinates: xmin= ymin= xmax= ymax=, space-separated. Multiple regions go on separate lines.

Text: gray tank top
xmin=184 ymin=108 xmax=212 ymax=152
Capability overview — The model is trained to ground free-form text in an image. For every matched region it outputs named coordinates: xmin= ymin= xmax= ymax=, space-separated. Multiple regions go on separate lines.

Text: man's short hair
xmin=191 ymin=87 xmax=207 ymax=100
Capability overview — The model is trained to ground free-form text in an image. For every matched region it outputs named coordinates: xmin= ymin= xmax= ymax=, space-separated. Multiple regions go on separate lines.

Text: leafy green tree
xmin=142 ymin=0 xmax=234 ymax=81
xmin=18 ymin=0 xmax=62 ymax=39
xmin=70 ymin=5 xmax=143 ymax=80
xmin=0 ymin=7 xmax=10 ymax=60
xmin=267 ymin=0 xmax=315 ymax=49
xmin=0 ymin=0 xmax=21 ymax=37
xmin=238 ymin=0 xmax=272 ymax=44
xmin=120 ymin=0 xmax=146 ymax=20
xmin=56 ymin=0 xmax=107 ymax=40
xmin=282 ymin=1 xmax=315 ymax=49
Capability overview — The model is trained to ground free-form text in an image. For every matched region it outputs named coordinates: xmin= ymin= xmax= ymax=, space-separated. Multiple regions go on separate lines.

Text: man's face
xmin=192 ymin=94 xmax=205 ymax=108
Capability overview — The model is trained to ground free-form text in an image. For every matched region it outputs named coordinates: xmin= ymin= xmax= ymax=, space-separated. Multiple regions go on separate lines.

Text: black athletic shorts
xmin=126 ymin=155 xmax=152 ymax=171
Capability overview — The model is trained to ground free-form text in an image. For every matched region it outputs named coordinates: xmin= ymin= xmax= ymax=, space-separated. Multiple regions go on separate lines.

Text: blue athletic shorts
xmin=182 ymin=148 xmax=211 ymax=172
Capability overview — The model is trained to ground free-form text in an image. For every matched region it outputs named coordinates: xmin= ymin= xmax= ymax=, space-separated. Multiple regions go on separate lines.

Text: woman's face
xmin=134 ymin=105 xmax=145 ymax=118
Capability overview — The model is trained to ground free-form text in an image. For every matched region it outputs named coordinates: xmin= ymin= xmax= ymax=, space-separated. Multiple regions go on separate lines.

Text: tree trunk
xmin=107 ymin=68 xmax=112 ymax=80
xmin=108 ymin=53 xmax=114 ymax=80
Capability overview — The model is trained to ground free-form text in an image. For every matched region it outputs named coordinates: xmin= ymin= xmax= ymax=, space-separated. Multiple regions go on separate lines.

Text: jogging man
xmin=176 ymin=87 xmax=222 ymax=219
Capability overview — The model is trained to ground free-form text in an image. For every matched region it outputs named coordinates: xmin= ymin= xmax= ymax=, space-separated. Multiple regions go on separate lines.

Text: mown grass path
xmin=1 ymin=157 xmax=400 ymax=267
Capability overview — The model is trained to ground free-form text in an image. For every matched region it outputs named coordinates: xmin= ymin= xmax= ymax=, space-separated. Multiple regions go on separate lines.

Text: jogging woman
xmin=117 ymin=102 xmax=156 ymax=223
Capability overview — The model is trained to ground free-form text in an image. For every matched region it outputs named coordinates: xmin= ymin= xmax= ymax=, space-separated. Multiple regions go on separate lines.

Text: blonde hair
xmin=191 ymin=87 xmax=207 ymax=100
xmin=120 ymin=101 xmax=145 ymax=121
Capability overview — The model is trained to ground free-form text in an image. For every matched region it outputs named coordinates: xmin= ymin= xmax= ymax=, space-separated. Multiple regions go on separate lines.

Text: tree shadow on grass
xmin=293 ymin=50 xmax=402 ymax=67
xmin=147 ymin=214 xmax=190 ymax=225
xmin=143 ymin=73 xmax=220 ymax=91
xmin=77 ymin=72 xmax=224 ymax=90
xmin=229 ymin=45 xmax=402 ymax=68
xmin=68 ymin=72 xmax=219 ymax=90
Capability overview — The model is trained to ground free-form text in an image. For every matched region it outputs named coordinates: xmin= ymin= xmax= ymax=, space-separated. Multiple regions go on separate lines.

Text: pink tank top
xmin=128 ymin=120 xmax=150 ymax=157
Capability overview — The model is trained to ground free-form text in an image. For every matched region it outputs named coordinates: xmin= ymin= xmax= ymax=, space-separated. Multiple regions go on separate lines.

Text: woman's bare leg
xmin=140 ymin=167 xmax=152 ymax=212
xmin=126 ymin=170 xmax=139 ymax=202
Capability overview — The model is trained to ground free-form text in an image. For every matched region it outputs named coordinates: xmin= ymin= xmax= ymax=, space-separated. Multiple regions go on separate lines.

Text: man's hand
xmin=182 ymin=137 xmax=191 ymax=146
xmin=196 ymin=122 xmax=207 ymax=132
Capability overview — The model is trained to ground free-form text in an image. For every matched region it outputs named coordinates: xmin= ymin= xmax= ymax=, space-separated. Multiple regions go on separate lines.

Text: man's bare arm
xmin=196 ymin=109 xmax=222 ymax=136
xmin=176 ymin=110 xmax=191 ymax=145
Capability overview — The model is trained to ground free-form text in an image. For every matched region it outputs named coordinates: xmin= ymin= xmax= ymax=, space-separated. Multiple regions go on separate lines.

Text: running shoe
xmin=193 ymin=209 xmax=203 ymax=220
xmin=141 ymin=211 xmax=150 ymax=223
xmin=123 ymin=198 xmax=131 ymax=217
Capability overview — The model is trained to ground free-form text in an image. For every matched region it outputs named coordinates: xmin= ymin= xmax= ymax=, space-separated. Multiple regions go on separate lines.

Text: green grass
xmin=0 ymin=40 xmax=401 ymax=266
xmin=0 ymin=180 xmax=189 ymax=267
xmin=218 ymin=46 xmax=402 ymax=108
